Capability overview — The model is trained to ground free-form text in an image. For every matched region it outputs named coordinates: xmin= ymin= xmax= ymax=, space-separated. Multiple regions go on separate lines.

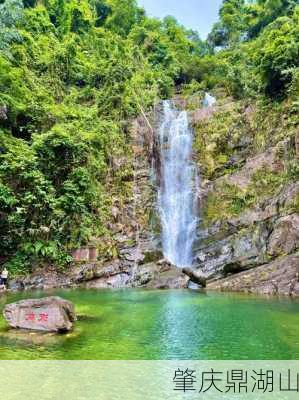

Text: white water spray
xmin=157 ymin=101 xmax=198 ymax=268
xmin=203 ymin=92 xmax=216 ymax=108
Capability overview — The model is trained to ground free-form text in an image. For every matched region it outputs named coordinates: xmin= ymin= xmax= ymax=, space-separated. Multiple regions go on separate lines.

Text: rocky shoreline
xmin=4 ymin=247 xmax=299 ymax=303
xmin=5 ymin=260 xmax=189 ymax=293
xmin=2 ymin=251 xmax=298 ymax=298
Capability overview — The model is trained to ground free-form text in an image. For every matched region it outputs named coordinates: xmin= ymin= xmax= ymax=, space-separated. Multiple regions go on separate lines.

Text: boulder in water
xmin=3 ymin=296 xmax=76 ymax=332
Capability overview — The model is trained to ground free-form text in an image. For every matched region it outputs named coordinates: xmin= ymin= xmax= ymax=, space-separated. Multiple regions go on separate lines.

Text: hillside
xmin=0 ymin=0 xmax=298 ymax=291
xmin=0 ymin=0 xmax=206 ymax=273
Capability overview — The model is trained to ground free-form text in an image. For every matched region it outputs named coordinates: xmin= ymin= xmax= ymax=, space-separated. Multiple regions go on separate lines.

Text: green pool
xmin=0 ymin=289 xmax=299 ymax=360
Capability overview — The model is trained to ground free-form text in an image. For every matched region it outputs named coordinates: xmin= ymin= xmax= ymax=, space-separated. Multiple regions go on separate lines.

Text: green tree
xmin=0 ymin=0 xmax=23 ymax=58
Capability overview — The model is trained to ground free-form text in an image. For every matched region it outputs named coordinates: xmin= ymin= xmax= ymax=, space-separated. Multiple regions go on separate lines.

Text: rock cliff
xmin=5 ymin=96 xmax=299 ymax=297
xmin=190 ymin=94 xmax=298 ymax=295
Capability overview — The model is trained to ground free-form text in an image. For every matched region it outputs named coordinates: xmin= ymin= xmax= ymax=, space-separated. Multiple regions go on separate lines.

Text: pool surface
xmin=1 ymin=289 xmax=299 ymax=359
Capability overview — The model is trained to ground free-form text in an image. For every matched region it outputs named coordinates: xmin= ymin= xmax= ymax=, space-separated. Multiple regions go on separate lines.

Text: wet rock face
xmin=3 ymin=297 xmax=76 ymax=332
xmin=193 ymin=179 xmax=299 ymax=282
xmin=79 ymin=261 xmax=188 ymax=290
xmin=207 ymin=255 xmax=299 ymax=296
xmin=194 ymin=223 xmax=269 ymax=279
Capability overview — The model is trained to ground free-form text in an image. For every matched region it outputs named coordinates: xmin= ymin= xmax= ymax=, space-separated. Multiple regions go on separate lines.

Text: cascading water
xmin=203 ymin=92 xmax=216 ymax=107
xmin=157 ymin=100 xmax=199 ymax=268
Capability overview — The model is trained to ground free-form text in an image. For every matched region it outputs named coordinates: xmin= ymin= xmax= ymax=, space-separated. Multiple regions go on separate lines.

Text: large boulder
xmin=3 ymin=296 xmax=76 ymax=332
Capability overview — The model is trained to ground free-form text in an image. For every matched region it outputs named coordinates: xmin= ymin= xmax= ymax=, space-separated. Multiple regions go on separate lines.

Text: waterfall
xmin=203 ymin=92 xmax=216 ymax=108
xmin=157 ymin=101 xmax=198 ymax=268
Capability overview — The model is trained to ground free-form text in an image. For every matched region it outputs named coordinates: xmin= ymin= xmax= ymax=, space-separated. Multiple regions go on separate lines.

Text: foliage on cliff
xmin=0 ymin=0 xmax=206 ymax=272
xmin=187 ymin=0 xmax=299 ymax=99
xmin=190 ymin=0 xmax=299 ymax=226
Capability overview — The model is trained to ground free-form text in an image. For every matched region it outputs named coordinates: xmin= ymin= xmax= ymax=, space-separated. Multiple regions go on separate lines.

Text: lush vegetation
xmin=0 ymin=0 xmax=298 ymax=274
xmin=203 ymin=0 xmax=299 ymax=98
xmin=0 ymin=0 xmax=207 ymax=272
xmin=190 ymin=0 xmax=299 ymax=226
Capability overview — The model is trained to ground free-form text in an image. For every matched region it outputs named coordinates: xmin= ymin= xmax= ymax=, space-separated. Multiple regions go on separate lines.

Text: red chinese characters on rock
xmin=38 ymin=313 xmax=48 ymax=322
xmin=25 ymin=312 xmax=48 ymax=323
xmin=25 ymin=312 xmax=35 ymax=322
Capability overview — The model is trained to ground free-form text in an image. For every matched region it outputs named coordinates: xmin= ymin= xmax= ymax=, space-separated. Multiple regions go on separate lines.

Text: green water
xmin=0 ymin=289 xmax=299 ymax=360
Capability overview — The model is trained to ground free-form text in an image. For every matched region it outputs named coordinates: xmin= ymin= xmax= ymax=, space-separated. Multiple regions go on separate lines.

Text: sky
xmin=137 ymin=0 xmax=223 ymax=39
